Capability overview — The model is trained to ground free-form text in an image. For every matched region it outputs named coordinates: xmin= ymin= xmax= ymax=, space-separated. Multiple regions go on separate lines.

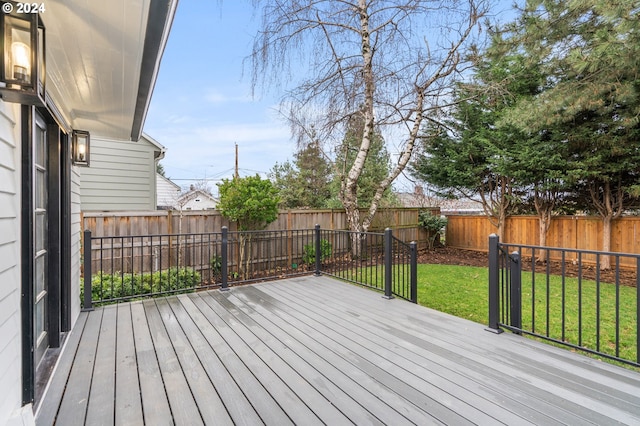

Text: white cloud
xmin=204 ymin=89 xmax=253 ymax=104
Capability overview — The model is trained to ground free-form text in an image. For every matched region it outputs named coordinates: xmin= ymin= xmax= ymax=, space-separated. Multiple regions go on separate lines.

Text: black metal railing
xmin=316 ymin=227 xmax=417 ymax=302
xmin=82 ymin=225 xmax=417 ymax=308
xmin=488 ymin=234 xmax=640 ymax=368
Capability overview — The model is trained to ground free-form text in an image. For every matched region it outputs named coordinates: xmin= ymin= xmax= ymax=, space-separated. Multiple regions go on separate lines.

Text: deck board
xmin=130 ymin=301 xmax=173 ymax=425
xmin=143 ymin=299 xmax=205 ymax=425
xmin=54 ymin=307 xmax=102 ymax=425
xmin=164 ymin=296 xmax=265 ymax=425
xmin=38 ymin=276 xmax=640 ymax=425
xmin=114 ymin=303 xmax=144 ymax=425
xmin=85 ymin=305 xmax=117 ymax=425
xmin=262 ymin=280 xmax=611 ymax=424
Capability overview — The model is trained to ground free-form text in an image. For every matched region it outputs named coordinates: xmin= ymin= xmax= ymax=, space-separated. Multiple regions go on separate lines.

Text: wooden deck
xmin=36 ymin=276 xmax=640 ymax=425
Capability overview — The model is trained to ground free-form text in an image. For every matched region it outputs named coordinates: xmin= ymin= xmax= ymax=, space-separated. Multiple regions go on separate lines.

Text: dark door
xmin=33 ymin=110 xmax=48 ymax=367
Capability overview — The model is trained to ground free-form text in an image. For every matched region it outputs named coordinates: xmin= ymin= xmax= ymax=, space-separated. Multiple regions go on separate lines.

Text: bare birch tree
xmin=250 ymin=0 xmax=487 ymax=246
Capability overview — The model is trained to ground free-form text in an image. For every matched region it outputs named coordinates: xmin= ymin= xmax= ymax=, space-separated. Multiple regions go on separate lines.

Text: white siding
xmin=80 ymin=137 xmax=158 ymax=211
xmin=0 ymin=102 xmax=33 ymax=425
xmin=70 ymin=167 xmax=82 ymax=324
xmin=156 ymin=174 xmax=181 ymax=209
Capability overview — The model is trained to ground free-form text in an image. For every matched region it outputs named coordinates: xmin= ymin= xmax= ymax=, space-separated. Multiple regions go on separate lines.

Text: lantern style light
xmin=0 ymin=1 xmax=45 ymax=105
xmin=72 ymin=130 xmax=90 ymax=166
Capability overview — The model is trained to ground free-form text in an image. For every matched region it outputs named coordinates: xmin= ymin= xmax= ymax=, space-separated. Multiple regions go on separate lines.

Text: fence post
xmin=510 ymin=251 xmax=522 ymax=334
xmin=314 ymin=224 xmax=322 ymax=276
xmin=82 ymin=230 xmax=93 ymax=311
xmin=486 ymin=234 xmax=501 ymax=333
xmin=383 ymin=228 xmax=393 ymax=299
xmin=410 ymin=241 xmax=417 ymax=304
xmin=220 ymin=226 xmax=229 ymax=291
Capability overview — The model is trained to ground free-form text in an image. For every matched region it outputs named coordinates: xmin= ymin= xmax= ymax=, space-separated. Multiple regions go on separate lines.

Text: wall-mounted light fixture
xmin=72 ymin=130 xmax=90 ymax=166
xmin=0 ymin=1 xmax=45 ymax=105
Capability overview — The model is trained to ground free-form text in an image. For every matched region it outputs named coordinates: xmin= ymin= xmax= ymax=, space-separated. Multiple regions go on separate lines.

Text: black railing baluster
xmin=383 ymin=228 xmax=393 ymax=299
xmin=410 ymin=241 xmax=417 ymax=304
xmin=314 ymin=224 xmax=321 ymax=276
xmin=221 ymin=226 xmax=229 ymax=291
xmin=82 ymin=230 xmax=93 ymax=311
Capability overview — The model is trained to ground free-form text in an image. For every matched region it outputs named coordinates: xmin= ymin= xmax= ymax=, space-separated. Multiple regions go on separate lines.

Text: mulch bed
xmin=418 ymin=246 xmax=638 ymax=287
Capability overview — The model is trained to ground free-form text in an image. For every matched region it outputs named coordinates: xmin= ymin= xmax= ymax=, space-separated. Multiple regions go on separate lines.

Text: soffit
xmin=43 ymin=0 xmax=175 ymax=140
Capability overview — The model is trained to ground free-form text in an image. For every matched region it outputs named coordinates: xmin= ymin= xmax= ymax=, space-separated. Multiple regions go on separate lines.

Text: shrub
xmin=418 ymin=210 xmax=448 ymax=250
xmin=81 ymin=267 xmax=201 ymax=305
xmin=210 ymin=255 xmax=223 ymax=280
xmin=302 ymin=239 xmax=332 ymax=264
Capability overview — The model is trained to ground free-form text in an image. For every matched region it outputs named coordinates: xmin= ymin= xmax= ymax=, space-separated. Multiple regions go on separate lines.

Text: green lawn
xmin=414 ymin=264 xmax=639 ymax=366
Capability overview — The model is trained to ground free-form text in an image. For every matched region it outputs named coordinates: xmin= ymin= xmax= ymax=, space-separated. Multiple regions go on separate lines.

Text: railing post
xmin=383 ymin=228 xmax=393 ymax=299
xmin=510 ymin=251 xmax=522 ymax=334
xmin=314 ymin=224 xmax=322 ymax=276
xmin=486 ymin=234 xmax=501 ymax=333
xmin=220 ymin=226 xmax=229 ymax=291
xmin=82 ymin=230 xmax=93 ymax=311
xmin=410 ymin=241 xmax=417 ymax=303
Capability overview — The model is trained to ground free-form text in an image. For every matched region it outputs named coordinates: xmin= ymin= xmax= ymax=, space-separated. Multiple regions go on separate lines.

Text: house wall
xmin=182 ymin=196 xmax=217 ymax=210
xmin=80 ymin=137 xmax=158 ymax=211
xmin=156 ymin=174 xmax=181 ymax=209
xmin=0 ymin=102 xmax=31 ymax=425
xmin=70 ymin=166 xmax=82 ymax=324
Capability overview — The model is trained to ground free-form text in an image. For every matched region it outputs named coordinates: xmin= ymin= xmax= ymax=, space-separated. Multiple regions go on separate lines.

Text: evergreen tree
xmin=269 ymin=132 xmax=332 ymax=209
xmin=497 ymin=0 xmax=640 ymax=267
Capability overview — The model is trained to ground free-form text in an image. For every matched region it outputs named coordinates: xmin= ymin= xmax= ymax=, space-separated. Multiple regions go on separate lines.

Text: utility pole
xmin=234 ymin=143 xmax=239 ymax=179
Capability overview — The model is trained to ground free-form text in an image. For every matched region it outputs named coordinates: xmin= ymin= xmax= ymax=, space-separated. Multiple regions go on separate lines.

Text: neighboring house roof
xmin=397 ymin=192 xmax=484 ymax=215
xmin=176 ymin=190 xmax=219 ymax=210
xmin=143 ymin=133 xmax=167 ymax=160
xmin=156 ymin=174 xmax=181 ymax=209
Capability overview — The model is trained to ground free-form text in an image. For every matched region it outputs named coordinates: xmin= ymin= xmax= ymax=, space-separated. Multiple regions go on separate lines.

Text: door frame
xmin=21 ymin=105 xmax=71 ymax=405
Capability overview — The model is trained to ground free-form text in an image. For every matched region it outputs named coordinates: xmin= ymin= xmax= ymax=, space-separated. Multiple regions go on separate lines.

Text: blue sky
xmin=144 ymin=1 xmax=291 ymax=194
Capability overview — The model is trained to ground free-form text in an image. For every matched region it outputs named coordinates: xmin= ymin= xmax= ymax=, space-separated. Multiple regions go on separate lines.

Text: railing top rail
xmin=499 ymin=242 xmax=640 ymax=258
xmin=391 ymin=235 xmax=414 ymax=249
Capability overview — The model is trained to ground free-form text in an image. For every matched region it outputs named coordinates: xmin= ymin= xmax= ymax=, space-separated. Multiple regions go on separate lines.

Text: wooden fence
xmin=82 ymin=207 xmax=440 ymax=250
xmin=446 ymin=214 xmax=640 ymax=269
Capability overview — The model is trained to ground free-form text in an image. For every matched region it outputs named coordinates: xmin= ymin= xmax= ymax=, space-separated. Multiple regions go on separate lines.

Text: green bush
xmin=82 ymin=267 xmax=200 ymax=305
xmin=418 ymin=210 xmax=448 ymax=249
xmin=302 ymin=239 xmax=332 ymax=264
xmin=210 ymin=255 xmax=223 ymax=279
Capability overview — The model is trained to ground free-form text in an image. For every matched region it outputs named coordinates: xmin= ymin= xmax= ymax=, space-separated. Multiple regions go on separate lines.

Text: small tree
xmin=418 ymin=211 xmax=447 ymax=250
xmin=217 ymin=175 xmax=280 ymax=279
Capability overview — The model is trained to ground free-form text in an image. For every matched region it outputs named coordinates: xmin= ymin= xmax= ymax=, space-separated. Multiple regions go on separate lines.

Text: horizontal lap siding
xmin=0 ymin=102 xmax=26 ymax=424
xmin=80 ymin=138 xmax=156 ymax=211
xmin=71 ymin=167 xmax=82 ymax=324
